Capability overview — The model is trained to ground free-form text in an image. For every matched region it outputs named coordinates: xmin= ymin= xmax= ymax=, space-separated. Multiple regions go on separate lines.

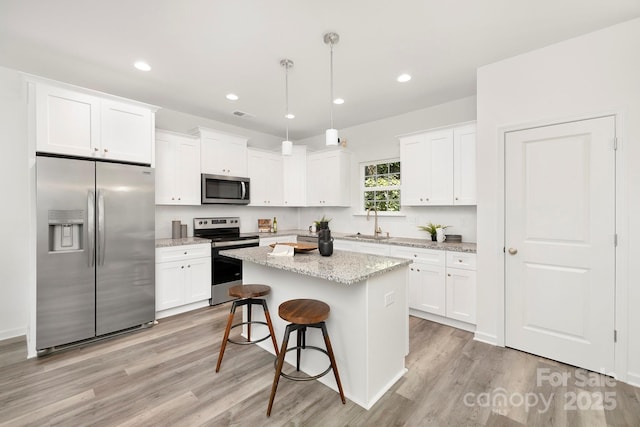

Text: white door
xmin=505 ymin=116 xmax=616 ymax=373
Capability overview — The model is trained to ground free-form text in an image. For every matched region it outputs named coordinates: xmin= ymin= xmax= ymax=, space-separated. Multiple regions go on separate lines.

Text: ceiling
xmin=1 ymin=1 xmax=639 ymax=140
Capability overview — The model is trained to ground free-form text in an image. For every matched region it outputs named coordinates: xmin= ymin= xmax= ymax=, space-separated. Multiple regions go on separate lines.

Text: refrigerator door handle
xmin=97 ymin=189 xmax=105 ymax=266
xmin=88 ymin=190 xmax=95 ymax=267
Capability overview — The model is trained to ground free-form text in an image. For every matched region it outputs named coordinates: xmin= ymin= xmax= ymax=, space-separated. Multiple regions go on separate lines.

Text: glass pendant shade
xmin=282 ymin=140 xmax=293 ymax=155
xmin=326 ymin=128 xmax=339 ymax=146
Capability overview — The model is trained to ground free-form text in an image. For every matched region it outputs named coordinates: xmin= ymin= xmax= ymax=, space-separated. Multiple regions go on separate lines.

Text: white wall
xmin=476 ymin=18 xmax=640 ymax=384
xmin=0 ymin=66 xmax=29 ymax=339
xmin=297 ymin=96 xmax=478 ymax=242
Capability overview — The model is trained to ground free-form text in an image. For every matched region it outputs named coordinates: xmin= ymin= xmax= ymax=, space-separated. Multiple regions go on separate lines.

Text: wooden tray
xmin=269 ymin=242 xmax=317 ymax=253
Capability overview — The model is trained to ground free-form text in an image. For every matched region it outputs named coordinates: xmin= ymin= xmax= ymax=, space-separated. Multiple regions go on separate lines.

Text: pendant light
xmin=280 ymin=59 xmax=294 ymax=156
xmin=324 ymin=32 xmax=340 ymax=146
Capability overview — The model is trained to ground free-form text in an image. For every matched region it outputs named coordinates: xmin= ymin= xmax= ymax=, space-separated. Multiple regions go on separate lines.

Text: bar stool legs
xmin=216 ymin=296 xmax=279 ymax=373
xmin=267 ymin=320 xmax=346 ymax=416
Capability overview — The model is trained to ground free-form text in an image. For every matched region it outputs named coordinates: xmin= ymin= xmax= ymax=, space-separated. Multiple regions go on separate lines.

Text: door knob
xmin=508 ymin=248 xmax=518 ymax=255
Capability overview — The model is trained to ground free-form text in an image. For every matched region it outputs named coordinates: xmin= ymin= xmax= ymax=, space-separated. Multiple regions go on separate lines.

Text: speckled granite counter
xmin=221 ymin=245 xmax=411 ymax=286
xmin=155 ymin=237 xmax=211 ymax=248
xmin=258 ymin=229 xmax=477 ymax=253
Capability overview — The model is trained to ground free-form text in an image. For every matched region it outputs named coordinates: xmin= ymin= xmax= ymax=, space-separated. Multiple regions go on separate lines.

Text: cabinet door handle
xmin=448 ymin=273 xmax=451 ymax=277
xmin=187 ymin=265 xmax=191 ymax=268
xmin=103 ymin=148 xmax=108 ymax=153
xmin=508 ymin=248 xmax=518 ymax=255
xmin=184 ymin=251 xmax=187 ymax=255
xmin=94 ymin=147 xmax=99 ymax=152
xmin=181 ymin=265 xmax=184 ymax=269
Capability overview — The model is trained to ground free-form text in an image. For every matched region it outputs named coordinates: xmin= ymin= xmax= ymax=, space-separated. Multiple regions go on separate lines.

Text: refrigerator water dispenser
xmin=48 ymin=210 xmax=84 ymax=252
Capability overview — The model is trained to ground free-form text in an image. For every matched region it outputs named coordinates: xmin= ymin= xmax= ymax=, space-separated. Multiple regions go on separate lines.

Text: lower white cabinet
xmin=445 ymin=251 xmax=477 ymax=324
xmin=389 ymin=246 xmax=476 ymax=327
xmin=156 ymin=244 xmax=211 ymax=314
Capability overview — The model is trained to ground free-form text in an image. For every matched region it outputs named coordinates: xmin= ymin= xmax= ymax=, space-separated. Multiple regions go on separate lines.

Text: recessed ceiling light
xmin=333 ymin=98 xmax=345 ymax=105
xmin=285 ymin=113 xmax=295 ymax=119
xmin=134 ymin=61 xmax=151 ymax=71
xmin=397 ymin=74 xmax=412 ymax=83
xmin=226 ymin=93 xmax=239 ymax=101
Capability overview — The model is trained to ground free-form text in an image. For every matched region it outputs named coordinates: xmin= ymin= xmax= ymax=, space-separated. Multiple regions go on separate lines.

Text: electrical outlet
xmin=384 ymin=291 xmax=395 ymax=307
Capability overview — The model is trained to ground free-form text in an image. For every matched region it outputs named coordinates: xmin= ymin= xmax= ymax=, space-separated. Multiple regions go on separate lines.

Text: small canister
xmin=172 ymin=220 xmax=181 ymax=239
xmin=181 ymin=224 xmax=188 ymax=238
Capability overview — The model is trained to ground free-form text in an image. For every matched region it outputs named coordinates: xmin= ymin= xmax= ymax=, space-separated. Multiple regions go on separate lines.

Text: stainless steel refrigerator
xmin=36 ymin=155 xmax=155 ymax=351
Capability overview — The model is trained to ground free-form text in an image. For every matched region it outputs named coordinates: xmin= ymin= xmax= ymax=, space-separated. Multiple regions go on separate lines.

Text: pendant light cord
xmin=329 ymin=42 xmax=334 ymax=129
xmin=285 ymin=62 xmax=290 ymax=141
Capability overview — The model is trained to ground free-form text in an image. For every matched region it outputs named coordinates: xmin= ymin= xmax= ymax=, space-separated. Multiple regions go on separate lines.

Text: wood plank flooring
xmin=1 ymin=304 xmax=639 ymax=426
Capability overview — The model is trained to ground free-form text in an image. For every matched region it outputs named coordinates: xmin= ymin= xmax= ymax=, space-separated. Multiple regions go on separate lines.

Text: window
xmin=362 ymin=160 xmax=401 ymax=212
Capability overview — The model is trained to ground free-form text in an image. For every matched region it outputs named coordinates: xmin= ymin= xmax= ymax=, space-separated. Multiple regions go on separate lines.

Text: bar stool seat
xmin=267 ymin=298 xmax=346 ymax=416
xmin=215 ymin=284 xmax=279 ymax=373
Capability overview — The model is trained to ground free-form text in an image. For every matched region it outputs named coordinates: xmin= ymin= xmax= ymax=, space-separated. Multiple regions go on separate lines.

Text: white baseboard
xmin=156 ymin=300 xmax=210 ymax=320
xmin=473 ymin=331 xmax=498 ymax=346
xmin=626 ymin=371 xmax=640 ymax=388
xmin=408 ymin=309 xmax=475 ymax=332
xmin=0 ymin=327 xmax=26 ymax=342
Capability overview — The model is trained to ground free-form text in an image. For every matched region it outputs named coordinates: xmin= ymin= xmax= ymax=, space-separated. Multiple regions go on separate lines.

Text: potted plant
xmin=314 ymin=215 xmax=332 ymax=231
xmin=418 ymin=222 xmax=449 ymax=241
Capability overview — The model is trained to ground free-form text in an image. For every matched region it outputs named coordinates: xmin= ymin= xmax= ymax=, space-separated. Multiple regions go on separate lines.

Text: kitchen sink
xmin=345 ymin=233 xmax=389 ymax=241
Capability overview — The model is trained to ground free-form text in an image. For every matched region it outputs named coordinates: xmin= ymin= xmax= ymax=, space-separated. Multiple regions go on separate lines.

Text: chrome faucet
xmin=367 ymin=207 xmax=382 ymax=238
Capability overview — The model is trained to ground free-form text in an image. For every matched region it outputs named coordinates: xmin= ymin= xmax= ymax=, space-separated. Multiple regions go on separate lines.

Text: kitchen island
xmin=220 ymin=246 xmax=411 ymax=410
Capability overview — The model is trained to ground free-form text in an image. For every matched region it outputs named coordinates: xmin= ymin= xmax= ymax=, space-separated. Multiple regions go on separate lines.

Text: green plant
xmin=314 ymin=215 xmax=332 ymax=226
xmin=418 ymin=222 xmax=449 ymax=236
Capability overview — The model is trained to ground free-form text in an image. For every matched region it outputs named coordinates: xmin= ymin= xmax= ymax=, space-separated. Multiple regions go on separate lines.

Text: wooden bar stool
xmin=267 ymin=298 xmax=346 ymax=416
xmin=216 ymin=284 xmax=279 ymax=373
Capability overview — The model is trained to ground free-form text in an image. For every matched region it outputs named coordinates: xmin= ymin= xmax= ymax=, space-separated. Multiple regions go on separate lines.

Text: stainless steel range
xmin=193 ymin=217 xmax=259 ymax=305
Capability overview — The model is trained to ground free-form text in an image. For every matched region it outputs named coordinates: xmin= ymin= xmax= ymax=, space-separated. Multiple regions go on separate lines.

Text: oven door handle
xmin=212 ymin=238 xmax=260 ymax=248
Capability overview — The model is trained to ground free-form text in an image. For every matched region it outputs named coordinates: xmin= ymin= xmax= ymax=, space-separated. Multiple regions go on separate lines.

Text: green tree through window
xmin=363 ymin=161 xmax=400 ymax=212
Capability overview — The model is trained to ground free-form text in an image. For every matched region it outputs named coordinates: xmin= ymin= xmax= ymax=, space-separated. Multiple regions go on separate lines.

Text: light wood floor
xmin=1 ymin=304 xmax=639 ymax=426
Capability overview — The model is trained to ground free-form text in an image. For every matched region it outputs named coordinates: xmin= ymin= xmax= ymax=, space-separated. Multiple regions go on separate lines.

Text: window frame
xmin=359 ymin=158 xmax=401 ymax=214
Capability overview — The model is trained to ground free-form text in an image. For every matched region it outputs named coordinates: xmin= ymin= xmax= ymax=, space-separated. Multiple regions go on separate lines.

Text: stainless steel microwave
xmin=201 ymin=174 xmax=250 ymax=204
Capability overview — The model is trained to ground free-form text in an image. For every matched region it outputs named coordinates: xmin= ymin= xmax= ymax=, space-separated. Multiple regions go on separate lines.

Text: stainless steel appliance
xmin=36 ymin=155 xmax=155 ymax=351
xmin=201 ymin=173 xmax=250 ymax=204
xmin=193 ymin=217 xmax=259 ymax=305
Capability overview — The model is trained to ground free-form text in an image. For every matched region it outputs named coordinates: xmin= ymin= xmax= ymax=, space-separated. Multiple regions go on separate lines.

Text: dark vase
xmin=318 ymin=229 xmax=334 ymax=256
xmin=431 ymin=234 xmax=437 ymax=241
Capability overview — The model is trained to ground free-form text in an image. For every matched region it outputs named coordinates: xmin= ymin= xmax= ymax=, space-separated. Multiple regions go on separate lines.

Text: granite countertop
xmin=257 ymin=229 xmax=477 ymax=253
xmin=156 ymin=237 xmax=211 ymax=248
xmin=221 ymin=246 xmax=412 ymax=286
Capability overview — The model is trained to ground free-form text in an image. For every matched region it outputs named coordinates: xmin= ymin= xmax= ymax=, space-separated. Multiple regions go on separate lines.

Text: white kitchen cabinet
xmin=352 ymin=241 xmax=390 ymax=256
xmin=306 ymin=149 xmax=351 ymax=206
xmin=155 ymin=130 xmax=201 ymax=205
xmin=446 ymin=268 xmax=476 ymax=323
xmin=156 ymin=244 xmax=211 ymax=315
xmin=390 ymin=247 xmax=446 ymax=315
xmin=282 ymin=145 xmax=307 ymax=206
xmin=100 ymin=100 xmax=154 ymax=164
xmin=247 ymin=148 xmax=283 ymax=206
xmin=399 ymin=122 xmax=476 ymax=206
xmin=33 ymin=80 xmax=156 ymax=164
xmin=445 ymin=251 xmax=476 ymax=323
xmin=453 ymin=124 xmax=476 ymax=205
xmin=333 ymin=239 xmax=355 ymax=251
xmin=194 ymin=127 xmax=248 ymax=177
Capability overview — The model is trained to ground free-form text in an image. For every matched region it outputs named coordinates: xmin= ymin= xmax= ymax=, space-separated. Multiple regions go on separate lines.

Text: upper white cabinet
xmin=453 ymin=125 xmax=477 ymax=205
xmin=247 ymin=148 xmax=283 ymax=206
xmin=155 ymin=130 xmax=201 ymax=205
xmin=399 ymin=122 xmax=476 ymax=206
xmin=193 ymin=127 xmax=248 ymax=177
xmin=282 ymin=145 xmax=307 ymax=206
xmin=306 ymin=149 xmax=351 ymax=207
xmin=33 ymin=80 xmax=156 ymax=164
xmin=100 ymin=100 xmax=154 ymax=164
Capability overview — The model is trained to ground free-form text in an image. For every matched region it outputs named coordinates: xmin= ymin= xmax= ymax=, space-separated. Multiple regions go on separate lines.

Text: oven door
xmin=210 ymin=240 xmax=259 ymax=305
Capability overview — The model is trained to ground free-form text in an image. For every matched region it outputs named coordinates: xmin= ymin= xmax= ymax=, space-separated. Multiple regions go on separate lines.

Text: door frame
xmin=494 ymin=110 xmax=629 ymax=381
